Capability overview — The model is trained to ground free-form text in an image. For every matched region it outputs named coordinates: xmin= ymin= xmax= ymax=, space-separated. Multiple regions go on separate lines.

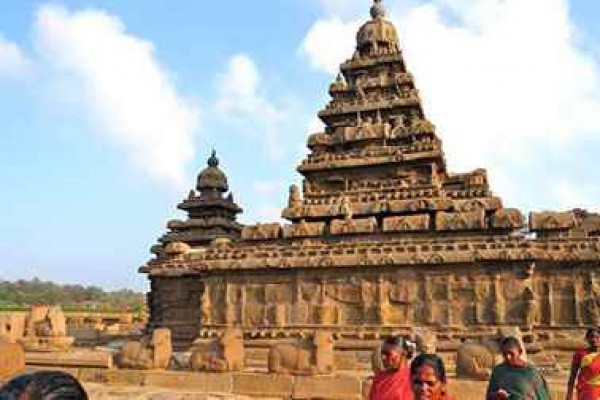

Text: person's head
xmin=0 ymin=371 xmax=88 ymax=400
xmin=500 ymin=336 xmax=525 ymax=367
xmin=380 ymin=335 xmax=414 ymax=372
xmin=410 ymin=353 xmax=448 ymax=400
xmin=585 ymin=328 xmax=600 ymax=350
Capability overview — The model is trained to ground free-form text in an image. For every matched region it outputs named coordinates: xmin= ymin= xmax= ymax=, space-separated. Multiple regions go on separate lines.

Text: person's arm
xmin=486 ymin=367 xmax=499 ymax=400
xmin=566 ymin=352 xmax=581 ymax=400
xmin=368 ymin=374 xmax=378 ymax=400
xmin=534 ymin=370 xmax=552 ymax=400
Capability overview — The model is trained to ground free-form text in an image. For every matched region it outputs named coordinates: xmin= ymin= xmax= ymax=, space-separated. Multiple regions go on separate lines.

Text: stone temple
xmin=141 ymin=0 xmax=600 ymax=368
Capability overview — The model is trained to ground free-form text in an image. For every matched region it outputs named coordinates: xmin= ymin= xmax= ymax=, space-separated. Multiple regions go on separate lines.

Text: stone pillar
xmin=446 ymin=277 xmax=455 ymax=326
xmin=424 ymin=276 xmax=435 ymax=325
xmin=546 ymin=280 xmax=554 ymax=326
xmin=492 ymin=274 xmax=505 ymax=325
xmin=574 ymin=278 xmax=583 ymax=326
xmin=201 ymin=282 xmax=211 ymax=326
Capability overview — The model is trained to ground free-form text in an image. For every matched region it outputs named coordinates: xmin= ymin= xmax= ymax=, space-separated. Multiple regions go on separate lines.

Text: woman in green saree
xmin=486 ymin=336 xmax=550 ymax=400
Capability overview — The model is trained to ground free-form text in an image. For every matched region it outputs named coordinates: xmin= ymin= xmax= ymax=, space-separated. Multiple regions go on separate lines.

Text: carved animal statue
xmin=414 ymin=329 xmax=437 ymax=355
xmin=268 ymin=331 xmax=335 ymax=375
xmin=24 ymin=305 xmax=67 ymax=338
xmin=164 ymin=241 xmax=191 ymax=256
xmin=189 ymin=328 xmax=244 ymax=372
xmin=0 ymin=339 xmax=25 ymax=381
xmin=46 ymin=306 xmax=67 ymax=337
xmin=456 ymin=339 xmax=502 ymax=380
xmin=116 ymin=328 xmax=172 ymax=370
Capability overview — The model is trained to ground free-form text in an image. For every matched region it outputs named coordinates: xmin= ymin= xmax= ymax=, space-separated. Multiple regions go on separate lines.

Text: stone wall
xmin=150 ymin=261 xmax=599 ymax=352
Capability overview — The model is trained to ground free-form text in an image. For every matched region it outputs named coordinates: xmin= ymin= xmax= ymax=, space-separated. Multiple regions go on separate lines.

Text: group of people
xmin=370 ymin=328 xmax=600 ymax=400
xmin=1 ymin=329 xmax=600 ymax=399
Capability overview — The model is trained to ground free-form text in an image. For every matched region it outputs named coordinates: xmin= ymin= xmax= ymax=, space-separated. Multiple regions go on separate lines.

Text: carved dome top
xmin=329 ymin=73 xmax=347 ymax=94
xmin=196 ymin=150 xmax=229 ymax=192
xmin=356 ymin=0 xmax=399 ymax=57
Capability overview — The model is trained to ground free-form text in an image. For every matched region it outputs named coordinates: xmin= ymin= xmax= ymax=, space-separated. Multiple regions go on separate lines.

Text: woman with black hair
xmin=369 ymin=335 xmax=415 ymax=400
xmin=486 ymin=336 xmax=550 ymax=400
xmin=410 ymin=353 xmax=456 ymax=400
xmin=566 ymin=328 xmax=600 ymax=400
xmin=0 ymin=370 xmax=88 ymax=400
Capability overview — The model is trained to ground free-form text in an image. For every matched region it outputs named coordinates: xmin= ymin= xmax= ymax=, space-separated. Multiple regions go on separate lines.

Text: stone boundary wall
xmin=3 ymin=367 xmax=569 ymax=400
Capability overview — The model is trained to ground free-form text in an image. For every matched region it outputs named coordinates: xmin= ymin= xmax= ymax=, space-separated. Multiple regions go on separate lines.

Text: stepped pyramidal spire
xmin=281 ymin=0 xmax=522 ymax=238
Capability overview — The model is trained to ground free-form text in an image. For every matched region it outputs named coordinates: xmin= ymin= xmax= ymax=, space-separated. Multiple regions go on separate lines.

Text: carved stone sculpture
xmin=116 ymin=328 xmax=172 ymax=370
xmin=241 ymin=223 xmax=282 ymax=240
xmin=414 ymin=328 xmax=437 ymax=354
xmin=383 ymin=215 xmax=429 ymax=232
xmin=267 ymin=331 xmax=334 ymax=375
xmin=282 ymin=220 xmax=325 ymax=238
xmin=330 ymin=217 xmax=377 ymax=235
xmin=189 ymin=328 xmax=244 ymax=372
xmin=164 ymin=241 xmax=191 ymax=256
xmin=0 ymin=340 xmax=25 ymax=381
xmin=20 ymin=305 xmax=74 ymax=352
xmin=436 ymin=210 xmax=486 ymax=231
xmin=492 ymin=208 xmax=525 ymax=229
xmin=584 ymin=273 xmax=600 ymax=325
xmin=288 ymin=184 xmax=302 ymax=208
xmin=456 ymin=339 xmax=502 ymax=380
xmin=529 ymin=211 xmax=576 ymax=231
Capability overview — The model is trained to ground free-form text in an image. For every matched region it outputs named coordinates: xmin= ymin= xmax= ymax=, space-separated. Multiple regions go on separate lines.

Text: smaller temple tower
xmin=153 ymin=150 xmax=243 ymax=251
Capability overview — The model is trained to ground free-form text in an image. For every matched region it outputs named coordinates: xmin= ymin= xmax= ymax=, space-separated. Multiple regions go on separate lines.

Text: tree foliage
xmin=0 ymin=278 xmax=145 ymax=312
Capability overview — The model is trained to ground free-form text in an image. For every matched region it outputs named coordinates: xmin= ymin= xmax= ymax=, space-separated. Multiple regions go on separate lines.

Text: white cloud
xmin=0 ymin=35 xmax=32 ymax=78
xmin=552 ymin=180 xmax=599 ymax=211
xmin=215 ymin=54 xmax=286 ymax=159
xmin=253 ymin=180 xmax=285 ymax=198
xmin=307 ymin=116 xmax=325 ymax=134
xmin=301 ymin=0 xmax=600 ymax=212
xmin=312 ymin=0 xmax=365 ymax=18
xmin=299 ymin=18 xmax=359 ymax=75
xmin=35 ymin=5 xmax=200 ymax=189
xmin=255 ymin=205 xmax=283 ymax=223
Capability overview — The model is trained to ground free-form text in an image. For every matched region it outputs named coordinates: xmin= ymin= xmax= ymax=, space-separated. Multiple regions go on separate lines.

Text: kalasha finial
xmin=370 ymin=0 xmax=385 ymax=19
xmin=207 ymin=149 xmax=219 ymax=167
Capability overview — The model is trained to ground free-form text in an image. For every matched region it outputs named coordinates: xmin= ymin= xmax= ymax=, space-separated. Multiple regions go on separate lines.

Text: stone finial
xmin=207 ymin=149 xmax=219 ymax=167
xmin=370 ymin=0 xmax=385 ymax=19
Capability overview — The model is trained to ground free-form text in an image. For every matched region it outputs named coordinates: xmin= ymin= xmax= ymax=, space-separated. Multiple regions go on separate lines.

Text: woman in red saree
xmin=411 ymin=353 xmax=457 ymax=400
xmin=567 ymin=328 xmax=600 ymax=400
xmin=369 ymin=336 xmax=414 ymax=400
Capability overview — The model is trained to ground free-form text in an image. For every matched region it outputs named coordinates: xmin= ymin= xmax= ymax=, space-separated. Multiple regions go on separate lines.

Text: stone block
xmin=145 ymin=371 xmax=231 ymax=392
xmin=330 ymin=217 xmax=377 ymax=235
xmin=25 ymin=349 xmax=113 ymax=369
xmin=283 ymin=221 xmax=325 ymax=238
xmin=0 ymin=341 xmax=25 ymax=381
xmin=530 ymin=211 xmax=576 ymax=231
xmin=383 ymin=215 xmax=430 ymax=232
xmin=242 ymin=223 xmax=282 ymax=240
xmin=436 ymin=210 xmax=486 ymax=231
xmin=233 ymin=373 xmax=293 ymax=397
xmin=79 ymin=368 xmax=144 ymax=386
xmin=293 ymin=375 xmax=361 ymax=399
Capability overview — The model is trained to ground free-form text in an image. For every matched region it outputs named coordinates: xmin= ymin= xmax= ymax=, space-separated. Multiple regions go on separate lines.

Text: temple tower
xmin=155 ymin=150 xmax=243 ymax=252
xmin=282 ymin=0 xmax=523 ymax=237
xmin=143 ymin=0 xmax=600 ymax=354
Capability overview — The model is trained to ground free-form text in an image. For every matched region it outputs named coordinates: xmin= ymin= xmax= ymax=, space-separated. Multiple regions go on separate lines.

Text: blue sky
xmin=1 ymin=0 xmax=599 ymax=290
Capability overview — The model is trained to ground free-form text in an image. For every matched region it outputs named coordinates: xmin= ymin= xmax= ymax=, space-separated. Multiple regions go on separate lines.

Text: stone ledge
xmin=233 ymin=373 xmax=293 ymax=397
xmin=18 ymin=367 xmax=569 ymax=400
xmin=293 ymin=375 xmax=362 ymax=400
xmin=146 ymin=371 xmax=231 ymax=392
